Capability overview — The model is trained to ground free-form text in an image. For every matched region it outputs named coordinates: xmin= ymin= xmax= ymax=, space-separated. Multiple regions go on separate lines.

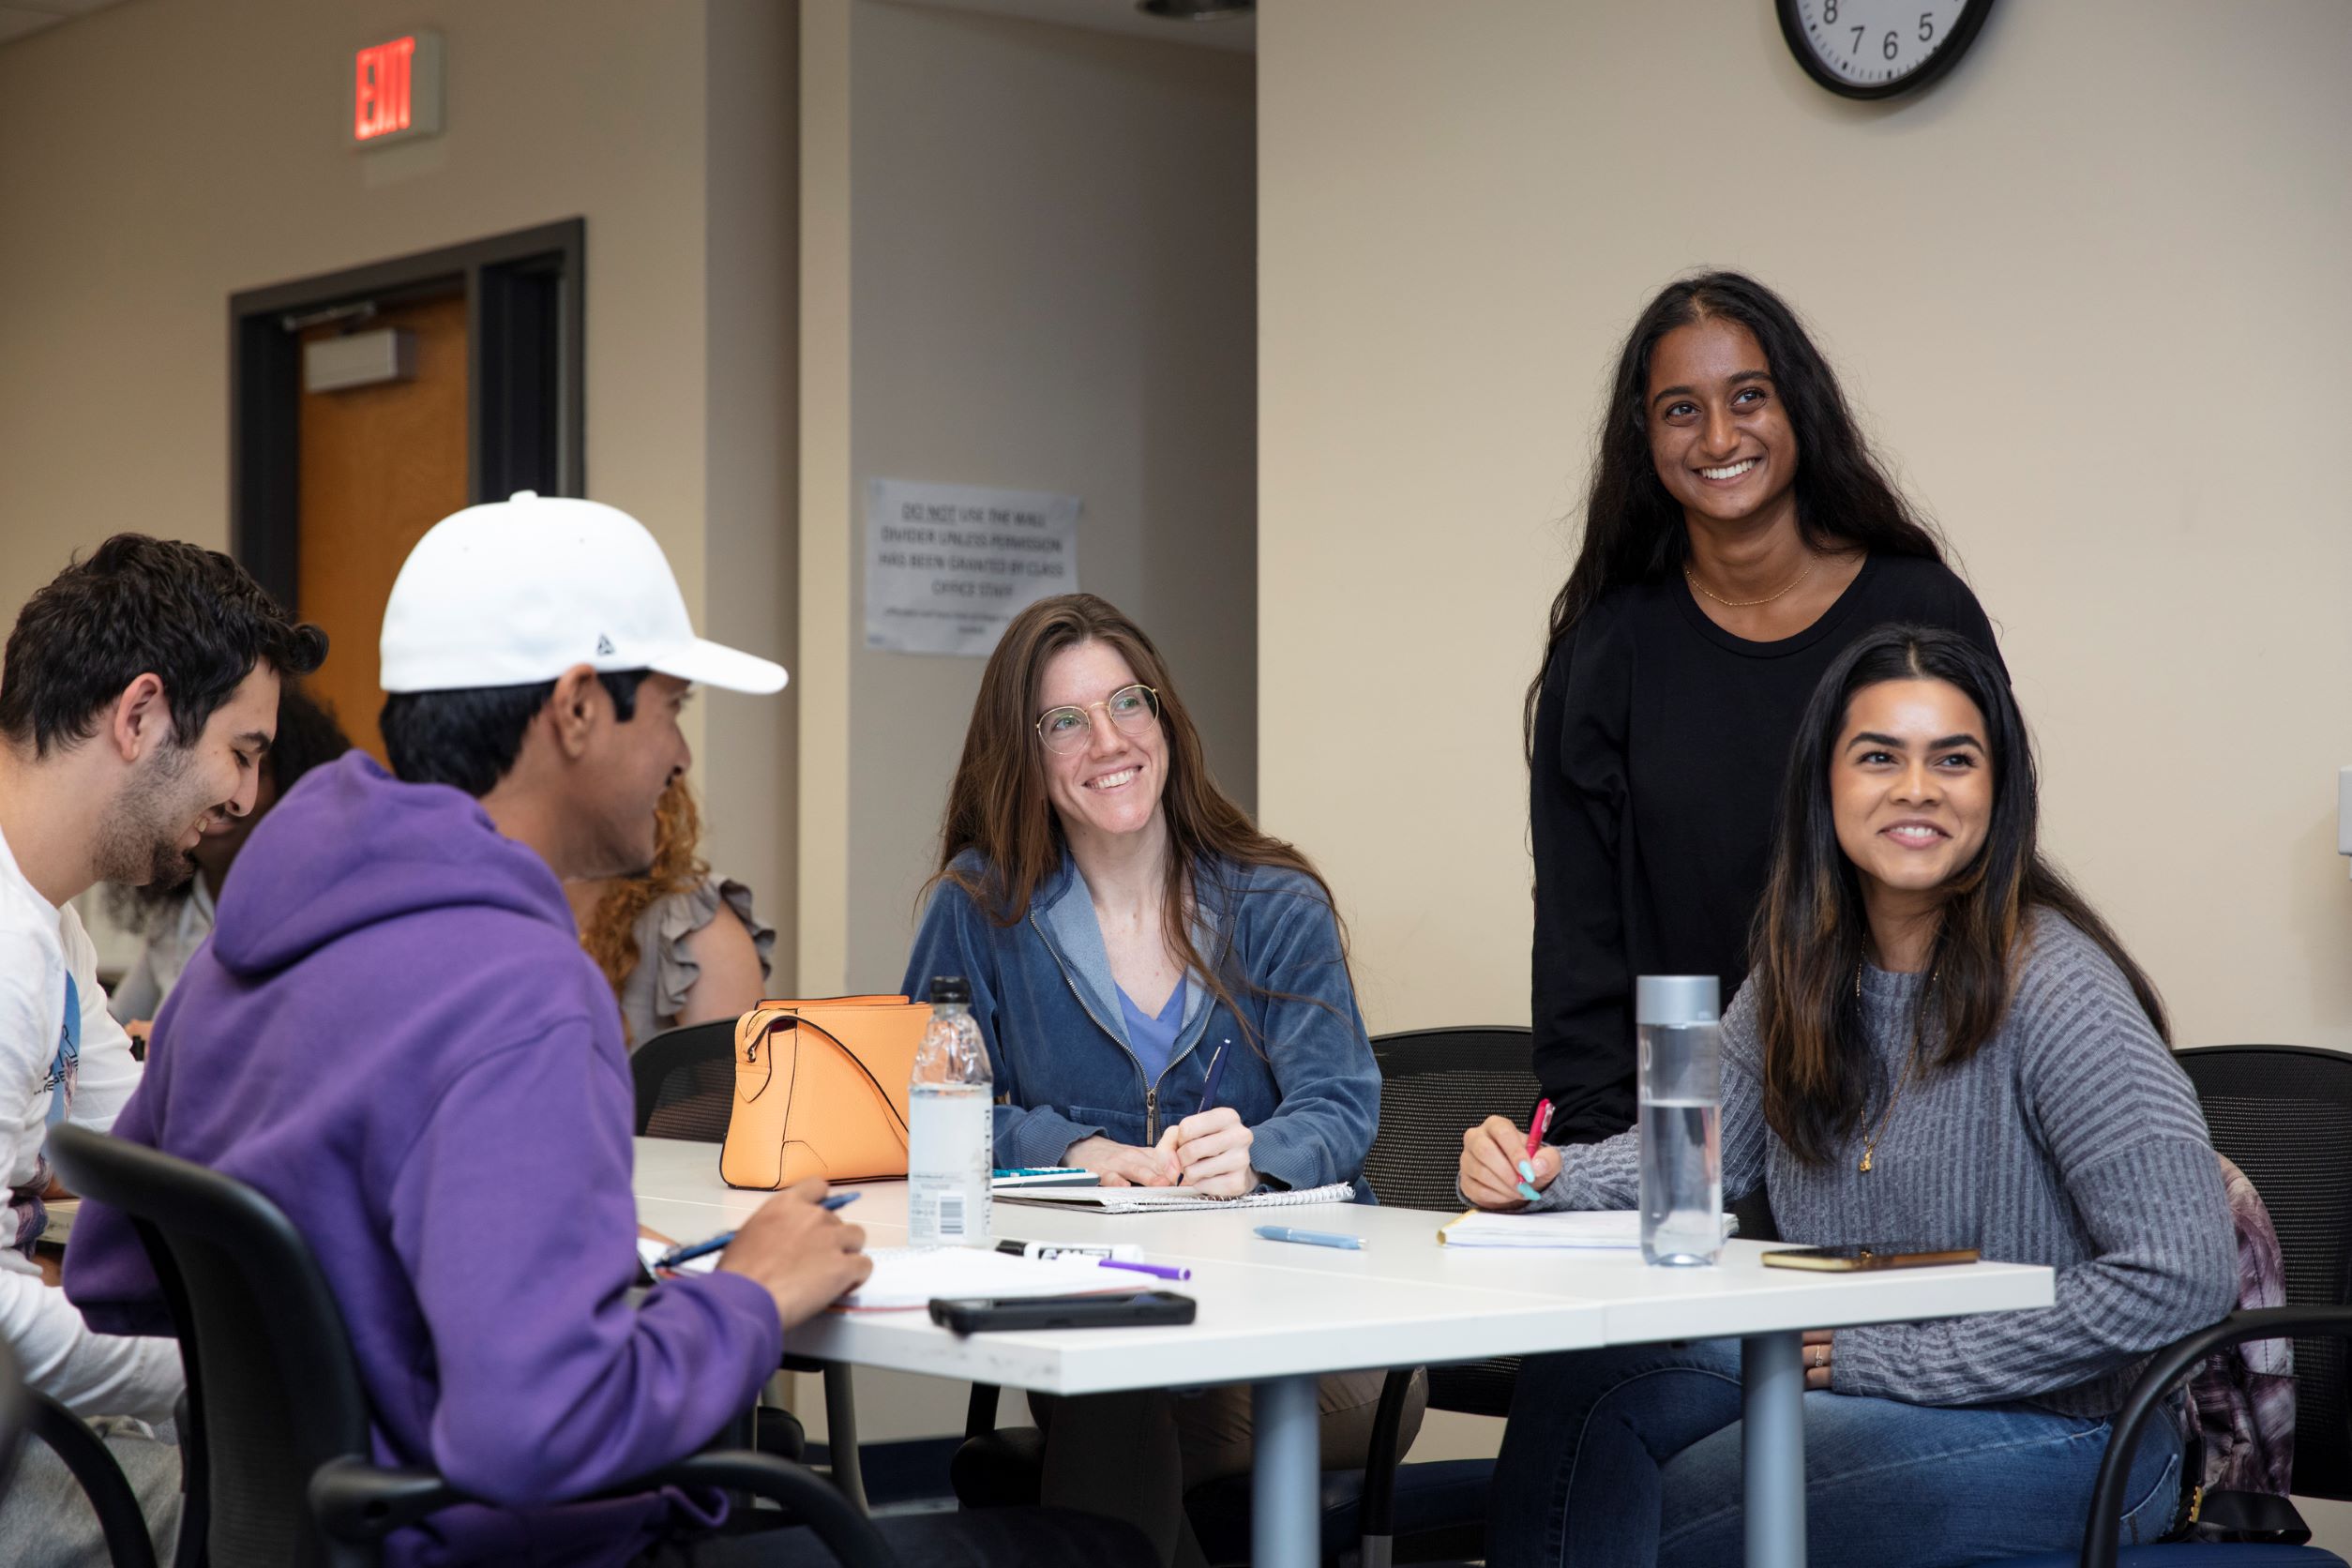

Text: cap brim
xmin=646 ymin=638 xmax=789 ymax=694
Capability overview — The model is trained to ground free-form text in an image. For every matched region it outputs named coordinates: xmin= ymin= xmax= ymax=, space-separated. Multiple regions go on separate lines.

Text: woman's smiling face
xmin=1646 ymin=317 xmax=1801 ymax=530
xmin=1831 ymin=676 xmax=1995 ymax=908
xmin=1036 ymin=639 xmax=1168 ymax=845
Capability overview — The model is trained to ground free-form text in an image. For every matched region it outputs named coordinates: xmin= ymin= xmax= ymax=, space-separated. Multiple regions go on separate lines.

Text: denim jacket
xmin=899 ymin=849 xmax=1380 ymax=1197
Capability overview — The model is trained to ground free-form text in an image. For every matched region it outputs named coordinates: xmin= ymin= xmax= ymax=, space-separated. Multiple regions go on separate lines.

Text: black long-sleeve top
xmin=1530 ymin=554 xmax=2002 ymax=1144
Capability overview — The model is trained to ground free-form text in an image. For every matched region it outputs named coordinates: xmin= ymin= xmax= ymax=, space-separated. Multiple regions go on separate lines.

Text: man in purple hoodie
xmin=67 ymin=494 xmax=1148 ymax=1568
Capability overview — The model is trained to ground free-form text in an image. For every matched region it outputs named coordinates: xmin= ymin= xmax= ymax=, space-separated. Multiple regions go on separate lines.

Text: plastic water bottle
xmin=908 ymin=975 xmax=992 ymax=1247
xmin=1637 ymin=974 xmax=1723 ymax=1267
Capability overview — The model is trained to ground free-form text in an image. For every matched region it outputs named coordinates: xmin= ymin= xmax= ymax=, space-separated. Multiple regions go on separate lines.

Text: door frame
xmin=227 ymin=218 xmax=585 ymax=612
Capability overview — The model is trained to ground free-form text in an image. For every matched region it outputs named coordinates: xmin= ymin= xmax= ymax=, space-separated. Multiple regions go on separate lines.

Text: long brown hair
xmin=582 ymin=776 xmax=708 ymax=1041
xmin=1525 ymin=272 xmax=1947 ymax=761
xmin=1751 ymin=625 xmax=2166 ymax=1165
xmin=930 ymin=594 xmax=1343 ymax=1043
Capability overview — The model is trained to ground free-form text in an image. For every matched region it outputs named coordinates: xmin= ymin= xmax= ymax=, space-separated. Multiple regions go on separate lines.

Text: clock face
xmin=1777 ymin=0 xmax=1997 ymax=99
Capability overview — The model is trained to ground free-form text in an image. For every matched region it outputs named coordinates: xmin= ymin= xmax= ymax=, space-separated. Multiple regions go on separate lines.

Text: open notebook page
xmin=637 ymin=1238 xmax=1144 ymax=1310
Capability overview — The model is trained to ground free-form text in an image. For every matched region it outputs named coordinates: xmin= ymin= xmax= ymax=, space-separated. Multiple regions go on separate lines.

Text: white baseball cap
xmin=379 ymin=491 xmax=787 ymax=696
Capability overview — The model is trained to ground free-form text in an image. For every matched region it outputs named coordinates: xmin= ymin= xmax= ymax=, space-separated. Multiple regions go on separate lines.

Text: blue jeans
xmin=1488 ymin=1339 xmax=2183 ymax=1568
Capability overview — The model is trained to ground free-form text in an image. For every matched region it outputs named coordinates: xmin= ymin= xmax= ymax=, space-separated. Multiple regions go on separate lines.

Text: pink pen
xmin=1527 ymin=1098 xmax=1554 ymax=1161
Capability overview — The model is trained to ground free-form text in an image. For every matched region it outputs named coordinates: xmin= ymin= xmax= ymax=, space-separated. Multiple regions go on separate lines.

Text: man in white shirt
xmin=0 ymin=534 xmax=324 ymax=1566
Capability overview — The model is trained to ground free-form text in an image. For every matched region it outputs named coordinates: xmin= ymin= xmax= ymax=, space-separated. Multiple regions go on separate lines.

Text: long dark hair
xmin=1525 ymin=271 xmax=1948 ymax=759
xmin=929 ymin=593 xmax=1345 ymax=1047
xmin=1749 ymin=624 xmax=2167 ymax=1165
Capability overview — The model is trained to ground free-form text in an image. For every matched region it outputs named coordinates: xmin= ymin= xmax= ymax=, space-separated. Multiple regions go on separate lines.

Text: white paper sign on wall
xmin=864 ymin=479 xmax=1081 ymax=656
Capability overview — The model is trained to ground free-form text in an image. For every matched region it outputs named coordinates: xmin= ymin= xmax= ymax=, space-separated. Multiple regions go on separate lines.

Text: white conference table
xmin=633 ymin=1138 xmax=2053 ymax=1568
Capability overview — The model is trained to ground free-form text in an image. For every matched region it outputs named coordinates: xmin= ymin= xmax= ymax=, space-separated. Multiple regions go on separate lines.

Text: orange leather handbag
xmin=718 ymin=995 xmax=929 ymax=1190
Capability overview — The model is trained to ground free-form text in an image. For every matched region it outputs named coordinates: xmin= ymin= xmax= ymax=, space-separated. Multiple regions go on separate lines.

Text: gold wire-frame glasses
xmin=1034 ymin=683 xmax=1161 ymax=754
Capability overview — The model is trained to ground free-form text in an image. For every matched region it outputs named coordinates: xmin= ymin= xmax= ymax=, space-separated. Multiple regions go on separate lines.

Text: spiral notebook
xmin=998 ymin=1181 xmax=1358 ymax=1214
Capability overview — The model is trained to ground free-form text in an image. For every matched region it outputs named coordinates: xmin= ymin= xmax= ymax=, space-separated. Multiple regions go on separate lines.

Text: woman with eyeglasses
xmin=903 ymin=592 xmax=1402 ymax=1568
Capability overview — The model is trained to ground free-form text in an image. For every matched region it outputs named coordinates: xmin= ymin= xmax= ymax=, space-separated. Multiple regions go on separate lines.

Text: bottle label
xmin=908 ymin=1085 xmax=992 ymax=1246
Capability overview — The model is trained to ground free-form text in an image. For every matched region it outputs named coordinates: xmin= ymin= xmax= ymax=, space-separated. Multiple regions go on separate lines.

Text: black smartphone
xmin=1761 ymin=1244 xmax=1980 ymax=1272
xmin=928 ymin=1290 xmax=1198 ymax=1334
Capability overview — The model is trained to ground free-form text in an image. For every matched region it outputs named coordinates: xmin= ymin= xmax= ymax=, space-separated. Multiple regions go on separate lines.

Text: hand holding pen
xmin=1156 ymin=1039 xmax=1256 ymax=1197
xmin=681 ymin=1184 xmax=869 ymax=1332
xmin=1458 ymin=1103 xmax=1564 ymax=1212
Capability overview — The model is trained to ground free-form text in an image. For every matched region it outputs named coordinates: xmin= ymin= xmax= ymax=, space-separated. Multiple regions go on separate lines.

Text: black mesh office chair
xmin=1359 ymin=1026 xmax=1545 ymax=1420
xmin=1998 ymin=1045 xmax=2352 ymax=1568
xmin=2179 ymin=1048 xmax=2352 ymax=1508
xmin=45 ymin=1123 xmax=893 ymax=1568
xmin=632 ymin=1019 xmax=741 ymax=1142
xmin=628 ymin=1023 xmax=838 ymax=1497
xmin=1347 ymin=1026 xmax=1546 ymax=1565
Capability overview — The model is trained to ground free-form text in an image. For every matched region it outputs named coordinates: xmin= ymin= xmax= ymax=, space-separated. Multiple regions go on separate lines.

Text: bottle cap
xmin=1636 ymin=974 xmax=1719 ymax=1027
xmin=928 ymin=975 xmax=972 ymax=1005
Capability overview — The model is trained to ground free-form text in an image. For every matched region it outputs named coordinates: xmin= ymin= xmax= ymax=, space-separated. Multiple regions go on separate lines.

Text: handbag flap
xmin=779 ymin=1001 xmax=928 ymax=1131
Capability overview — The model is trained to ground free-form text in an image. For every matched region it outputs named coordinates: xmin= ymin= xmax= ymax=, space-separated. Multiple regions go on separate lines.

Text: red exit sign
xmin=352 ymin=31 xmax=443 ymax=146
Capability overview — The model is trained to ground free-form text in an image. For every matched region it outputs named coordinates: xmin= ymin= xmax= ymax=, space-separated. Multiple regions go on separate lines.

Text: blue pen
xmin=1255 ymin=1225 xmax=1365 ymax=1251
xmin=656 ymin=1192 xmax=861 ymax=1271
xmin=1196 ymin=1039 xmax=1232 ymax=1118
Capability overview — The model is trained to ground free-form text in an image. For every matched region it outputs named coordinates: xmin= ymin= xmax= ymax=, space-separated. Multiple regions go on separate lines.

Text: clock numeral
xmin=1919 ymin=11 xmax=1937 ymax=43
xmin=1849 ymin=23 xmax=1863 ymax=53
xmin=1883 ymin=29 xmax=1900 ymax=59
xmin=1822 ymin=0 xmax=1837 ymax=21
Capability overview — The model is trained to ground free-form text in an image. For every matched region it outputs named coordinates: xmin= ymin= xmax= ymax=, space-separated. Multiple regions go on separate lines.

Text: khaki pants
xmin=1033 ymin=1368 xmax=1427 ymax=1568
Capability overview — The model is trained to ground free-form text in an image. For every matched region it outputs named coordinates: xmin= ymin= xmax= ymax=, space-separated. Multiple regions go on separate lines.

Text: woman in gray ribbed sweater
xmin=1462 ymin=625 xmax=2236 ymax=1567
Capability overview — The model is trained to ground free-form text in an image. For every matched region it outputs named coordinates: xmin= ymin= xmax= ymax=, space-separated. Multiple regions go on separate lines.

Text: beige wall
xmin=1259 ymin=0 xmax=2352 ymax=1055
xmin=0 ymin=0 xmax=799 ymax=936
xmin=802 ymin=0 xmax=1256 ymax=994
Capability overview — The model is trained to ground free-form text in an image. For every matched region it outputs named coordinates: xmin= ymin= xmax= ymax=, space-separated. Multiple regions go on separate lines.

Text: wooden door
xmin=296 ymin=293 xmax=469 ymax=761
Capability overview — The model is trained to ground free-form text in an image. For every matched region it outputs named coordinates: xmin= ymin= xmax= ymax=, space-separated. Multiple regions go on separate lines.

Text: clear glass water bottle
xmin=908 ymin=974 xmax=992 ymax=1247
xmin=1637 ymin=974 xmax=1723 ymax=1267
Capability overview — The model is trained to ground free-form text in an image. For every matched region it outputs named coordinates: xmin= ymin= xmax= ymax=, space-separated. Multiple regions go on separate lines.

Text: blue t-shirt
xmin=1116 ymin=976 xmax=1187 ymax=1086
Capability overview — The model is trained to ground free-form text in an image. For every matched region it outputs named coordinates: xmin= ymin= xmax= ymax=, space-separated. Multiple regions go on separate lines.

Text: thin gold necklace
xmin=1855 ymin=958 xmax=1934 ymax=1174
xmin=1685 ymin=557 xmax=1814 ymax=609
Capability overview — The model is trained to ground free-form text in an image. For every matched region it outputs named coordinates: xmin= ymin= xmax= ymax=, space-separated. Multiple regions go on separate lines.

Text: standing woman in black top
xmin=1530 ymin=271 xmax=2000 ymax=1152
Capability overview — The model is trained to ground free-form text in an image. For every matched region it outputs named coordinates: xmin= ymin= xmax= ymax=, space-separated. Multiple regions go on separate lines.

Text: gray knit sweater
xmin=1534 ymin=912 xmax=2236 ymax=1418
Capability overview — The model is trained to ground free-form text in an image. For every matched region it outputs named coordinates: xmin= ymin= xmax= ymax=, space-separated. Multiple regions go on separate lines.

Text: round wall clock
xmin=1775 ymin=0 xmax=1998 ymax=100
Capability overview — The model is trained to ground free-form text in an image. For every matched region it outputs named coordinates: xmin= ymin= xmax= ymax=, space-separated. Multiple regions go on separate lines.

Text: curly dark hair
xmin=0 ymin=535 xmax=327 ymax=759
xmin=104 ymin=682 xmax=354 ymax=935
xmin=1525 ymin=271 xmax=1948 ymax=759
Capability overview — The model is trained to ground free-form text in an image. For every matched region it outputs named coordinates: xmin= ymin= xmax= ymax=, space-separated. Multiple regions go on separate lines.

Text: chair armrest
xmin=309 ymin=1455 xmax=472 ymax=1540
xmin=310 ymin=1448 xmax=898 ymax=1567
xmin=629 ymin=1451 xmax=895 ymax=1566
xmin=2079 ymin=1305 xmax=2352 ymax=1568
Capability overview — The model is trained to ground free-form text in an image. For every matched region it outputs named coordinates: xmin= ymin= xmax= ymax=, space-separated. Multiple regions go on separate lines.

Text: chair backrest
xmin=1362 ymin=1026 xmax=1541 ymax=1213
xmin=632 ymin=1019 xmax=741 ymax=1141
xmin=1361 ymin=1027 xmax=1543 ymax=1418
xmin=47 ymin=1123 xmax=378 ymax=1568
xmin=2177 ymin=1045 xmax=2352 ymax=1500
